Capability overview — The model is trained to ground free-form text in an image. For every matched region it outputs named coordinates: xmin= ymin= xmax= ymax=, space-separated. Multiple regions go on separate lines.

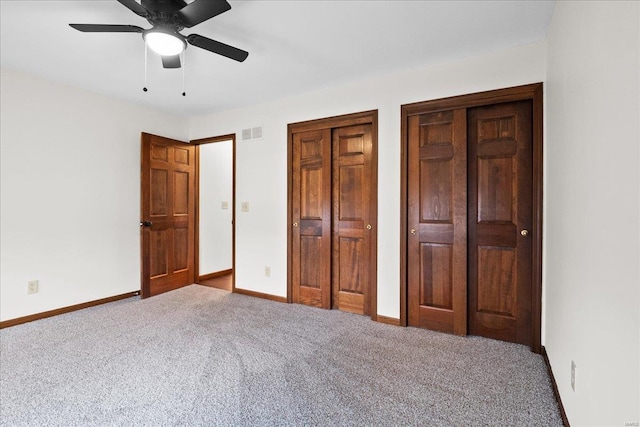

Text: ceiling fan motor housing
xmin=141 ymin=0 xmax=188 ymax=30
xmin=141 ymin=0 xmax=189 ymax=14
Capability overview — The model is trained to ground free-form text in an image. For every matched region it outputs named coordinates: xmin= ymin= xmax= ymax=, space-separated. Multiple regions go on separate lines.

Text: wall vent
xmin=241 ymin=125 xmax=263 ymax=141
xmin=252 ymin=126 xmax=263 ymax=139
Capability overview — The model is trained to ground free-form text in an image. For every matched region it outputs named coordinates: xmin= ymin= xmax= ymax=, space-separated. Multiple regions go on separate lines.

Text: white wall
xmin=0 ymin=68 xmax=188 ymax=321
xmin=545 ymin=1 xmax=640 ymax=425
xmin=199 ymin=140 xmax=233 ymax=274
xmin=189 ymin=42 xmax=546 ymax=318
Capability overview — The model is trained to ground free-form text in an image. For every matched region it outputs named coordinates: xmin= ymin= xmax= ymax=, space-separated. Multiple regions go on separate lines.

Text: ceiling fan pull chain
xmin=182 ymin=50 xmax=186 ymax=97
xmin=143 ymin=41 xmax=148 ymax=92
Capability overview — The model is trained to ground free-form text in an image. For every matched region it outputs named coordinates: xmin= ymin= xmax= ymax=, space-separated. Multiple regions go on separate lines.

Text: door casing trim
xmin=400 ymin=83 xmax=543 ymax=353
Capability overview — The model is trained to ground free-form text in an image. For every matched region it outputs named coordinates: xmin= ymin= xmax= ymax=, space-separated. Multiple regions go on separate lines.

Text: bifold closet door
xmin=291 ymin=129 xmax=332 ymax=308
xmin=467 ymin=100 xmax=533 ymax=345
xmin=407 ymin=109 xmax=468 ymax=334
xmin=332 ymin=124 xmax=374 ymax=315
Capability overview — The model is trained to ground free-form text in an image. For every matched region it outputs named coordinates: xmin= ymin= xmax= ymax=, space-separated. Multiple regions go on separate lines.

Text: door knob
xmin=366 ymin=224 xmax=372 ymax=230
xmin=140 ymin=221 xmax=153 ymax=227
xmin=521 ymin=229 xmax=529 ymax=236
xmin=293 ymin=222 xmax=298 ymax=227
xmin=410 ymin=229 xmax=416 ymax=235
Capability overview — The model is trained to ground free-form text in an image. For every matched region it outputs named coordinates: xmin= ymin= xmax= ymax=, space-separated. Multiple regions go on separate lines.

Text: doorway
xmin=400 ymin=84 xmax=543 ymax=352
xmin=140 ymin=133 xmax=236 ymax=296
xmin=193 ymin=135 xmax=235 ymax=292
xmin=287 ymin=110 xmax=378 ymax=319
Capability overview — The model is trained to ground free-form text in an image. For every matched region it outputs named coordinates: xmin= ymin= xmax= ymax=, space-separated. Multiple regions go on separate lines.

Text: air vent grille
xmin=241 ymin=125 xmax=263 ymax=141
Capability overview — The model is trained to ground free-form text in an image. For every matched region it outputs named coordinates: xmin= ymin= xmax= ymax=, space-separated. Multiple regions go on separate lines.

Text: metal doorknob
xmin=293 ymin=222 xmax=298 ymax=227
xmin=521 ymin=229 xmax=529 ymax=236
xmin=366 ymin=224 xmax=372 ymax=230
xmin=410 ymin=229 xmax=416 ymax=235
xmin=140 ymin=221 xmax=153 ymax=227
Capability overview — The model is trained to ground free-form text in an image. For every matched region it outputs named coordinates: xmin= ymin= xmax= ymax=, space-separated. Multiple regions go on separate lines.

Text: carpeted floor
xmin=0 ymin=285 xmax=562 ymax=426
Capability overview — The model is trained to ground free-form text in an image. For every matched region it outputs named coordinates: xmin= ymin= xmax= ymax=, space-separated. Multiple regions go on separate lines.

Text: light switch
xmin=221 ymin=201 xmax=229 ymax=210
xmin=241 ymin=202 xmax=249 ymax=212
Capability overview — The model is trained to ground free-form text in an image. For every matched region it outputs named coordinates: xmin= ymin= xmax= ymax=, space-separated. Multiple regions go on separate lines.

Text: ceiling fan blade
xmin=117 ymin=0 xmax=148 ymax=17
xmin=69 ymin=24 xmax=144 ymax=33
xmin=187 ymin=34 xmax=248 ymax=62
xmin=177 ymin=0 xmax=231 ymax=28
xmin=162 ymin=55 xmax=181 ymax=69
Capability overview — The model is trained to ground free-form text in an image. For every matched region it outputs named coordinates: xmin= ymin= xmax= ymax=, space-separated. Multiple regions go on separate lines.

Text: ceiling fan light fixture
xmin=144 ymin=31 xmax=186 ymax=56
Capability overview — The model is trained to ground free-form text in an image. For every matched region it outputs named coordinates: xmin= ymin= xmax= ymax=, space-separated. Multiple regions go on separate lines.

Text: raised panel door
xmin=332 ymin=124 xmax=373 ymax=315
xmin=407 ymin=109 xmax=467 ymax=334
xmin=291 ymin=129 xmax=332 ymax=308
xmin=468 ymin=101 xmax=533 ymax=345
xmin=141 ymin=133 xmax=196 ymax=297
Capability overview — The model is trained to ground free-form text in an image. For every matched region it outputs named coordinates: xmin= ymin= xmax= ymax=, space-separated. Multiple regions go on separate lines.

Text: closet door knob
xmin=521 ymin=229 xmax=529 ymax=236
xmin=410 ymin=229 xmax=416 ymax=235
xmin=293 ymin=222 xmax=298 ymax=227
xmin=366 ymin=224 xmax=372 ymax=230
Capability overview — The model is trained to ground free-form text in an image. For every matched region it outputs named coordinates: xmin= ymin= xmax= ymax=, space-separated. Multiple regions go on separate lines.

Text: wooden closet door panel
xmin=332 ymin=124 xmax=373 ymax=315
xmin=468 ymin=100 xmax=533 ymax=345
xmin=292 ymin=129 xmax=332 ymax=308
xmin=407 ymin=110 xmax=467 ymax=334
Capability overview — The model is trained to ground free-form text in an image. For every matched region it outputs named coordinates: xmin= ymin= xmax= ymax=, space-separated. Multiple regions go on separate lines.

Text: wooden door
xmin=332 ymin=124 xmax=374 ymax=315
xmin=467 ymin=101 xmax=533 ymax=345
xmin=289 ymin=111 xmax=378 ymax=317
xmin=291 ymin=129 xmax=332 ymax=308
xmin=141 ymin=133 xmax=196 ymax=297
xmin=407 ymin=110 xmax=468 ymax=334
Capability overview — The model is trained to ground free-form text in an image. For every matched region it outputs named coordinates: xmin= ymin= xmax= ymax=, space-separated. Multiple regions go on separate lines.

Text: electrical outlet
xmin=264 ymin=266 xmax=271 ymax=277
xmin=221 ymin=201 xmax=229 ymax=210
xmin=27 ymin=280 xmax=39 ymax=294
xmin=241 ymin=202 xmax=249 ymax=212
xmin=571 ymin=360 xmax=576 ymax=392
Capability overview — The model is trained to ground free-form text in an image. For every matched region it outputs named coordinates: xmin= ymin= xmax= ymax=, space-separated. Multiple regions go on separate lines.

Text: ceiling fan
xmin=69 ymin=0 xmax=248 ymax=69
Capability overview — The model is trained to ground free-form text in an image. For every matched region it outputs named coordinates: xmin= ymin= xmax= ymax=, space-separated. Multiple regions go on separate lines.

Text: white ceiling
xmin=0 ymin=0 xmax=555 ymax=117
